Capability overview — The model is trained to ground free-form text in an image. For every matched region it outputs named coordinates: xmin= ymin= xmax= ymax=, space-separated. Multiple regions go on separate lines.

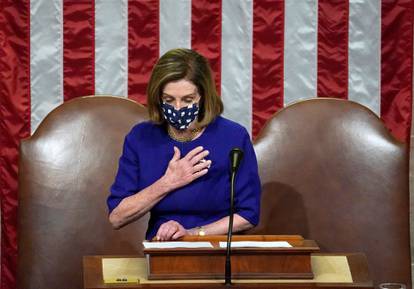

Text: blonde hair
xmin=147 ymin=48 xmax=223 ymax=127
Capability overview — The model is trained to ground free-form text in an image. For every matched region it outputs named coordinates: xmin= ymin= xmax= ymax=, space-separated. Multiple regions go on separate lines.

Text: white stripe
xmin=159 ymin=0 xmax=191 ymax=56
xmin=30 ymin=0 xmax=64 ymax=134
xmin=124 ymin=0 xmax=128 ymax=97
xmin=221 ymin=0 xmax=253 ymax=136
xmin=95 ymin=0 xmax=128 ymax=97
xmin=348 ymin=0 xmax=381 ymax=115
xmin=284 ymin=0 xmax=318 ymax=106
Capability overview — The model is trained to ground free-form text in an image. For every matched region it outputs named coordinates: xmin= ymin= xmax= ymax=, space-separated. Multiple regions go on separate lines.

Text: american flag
xmin=1 ymin=0 xmax=412 ymax=288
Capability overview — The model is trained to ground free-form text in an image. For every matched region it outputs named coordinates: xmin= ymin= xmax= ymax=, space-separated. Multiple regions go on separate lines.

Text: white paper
xmin=218 ymin=241 xmax=292 ymax=248
xmin=142 ymin=241 xmax=213 ymax=249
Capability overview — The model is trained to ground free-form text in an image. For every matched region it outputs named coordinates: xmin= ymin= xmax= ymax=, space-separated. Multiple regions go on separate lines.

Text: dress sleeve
xmin=107 ymin=130 xmax=140 ymax=213
xmin=234 ymin=129 xmax=261 ymax=226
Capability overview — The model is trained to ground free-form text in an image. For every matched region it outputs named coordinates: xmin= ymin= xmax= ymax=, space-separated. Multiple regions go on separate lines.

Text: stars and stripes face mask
xmin=161 ymin=102 xmax=199 ymax=130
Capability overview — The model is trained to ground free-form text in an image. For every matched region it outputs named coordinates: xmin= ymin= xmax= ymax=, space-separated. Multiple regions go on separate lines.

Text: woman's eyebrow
xmin=162 ymin=92 xmax=197 ymax=98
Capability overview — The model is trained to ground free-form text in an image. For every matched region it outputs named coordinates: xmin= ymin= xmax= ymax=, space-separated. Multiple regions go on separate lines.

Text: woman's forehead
xmin=162 ymin=79 xmax=198 ymax=97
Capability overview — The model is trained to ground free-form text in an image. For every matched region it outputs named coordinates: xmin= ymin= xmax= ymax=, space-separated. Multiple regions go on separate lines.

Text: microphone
xmin=225 ymin=148 xmax=244 ymax=285
xmin=229 ymin=148 xmax=244 ymax=173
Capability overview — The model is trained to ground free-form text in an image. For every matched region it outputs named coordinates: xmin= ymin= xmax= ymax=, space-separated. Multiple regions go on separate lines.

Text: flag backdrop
xmin=1 ymin=0 xmax=413 ymax=288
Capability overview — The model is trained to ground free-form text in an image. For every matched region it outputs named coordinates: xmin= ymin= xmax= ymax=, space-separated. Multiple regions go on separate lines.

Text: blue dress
xmin=107 ymin=116 xmax=261 ymax=239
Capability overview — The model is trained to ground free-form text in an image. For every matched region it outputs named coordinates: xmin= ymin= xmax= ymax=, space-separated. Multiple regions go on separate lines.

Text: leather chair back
xmin=18 ymin=96 xmax=149 ymax=289
xmin=252 ymin=98 xmax=411 ymax=287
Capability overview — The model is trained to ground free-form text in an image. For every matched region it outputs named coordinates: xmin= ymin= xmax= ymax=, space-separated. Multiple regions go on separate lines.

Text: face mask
xmin=161 ymin=102 xmax=199 ymax=130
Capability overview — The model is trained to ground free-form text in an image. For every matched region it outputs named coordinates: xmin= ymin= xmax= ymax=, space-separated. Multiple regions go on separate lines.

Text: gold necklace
xmin=167 ymin=126 xmax=202 ymax=142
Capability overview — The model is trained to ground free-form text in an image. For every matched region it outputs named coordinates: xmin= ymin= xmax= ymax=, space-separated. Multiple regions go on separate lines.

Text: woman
xmin=107 ymin=48 xmax=261 ymax=241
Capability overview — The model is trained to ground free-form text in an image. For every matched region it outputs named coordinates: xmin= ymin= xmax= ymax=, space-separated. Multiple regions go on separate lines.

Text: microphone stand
xmin=225 ymin=147 xmax=243 ymax=286
xmin=224 ymin=171 xmax=236 ymax=286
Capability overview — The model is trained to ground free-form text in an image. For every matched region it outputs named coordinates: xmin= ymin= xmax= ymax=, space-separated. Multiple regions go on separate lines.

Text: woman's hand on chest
xmin=161 ymin=146 xmax=212 ymax=191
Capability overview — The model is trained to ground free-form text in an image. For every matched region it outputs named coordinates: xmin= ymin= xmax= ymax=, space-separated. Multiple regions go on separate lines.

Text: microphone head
xmin=229 ymin=148 xmax=244 ymax=173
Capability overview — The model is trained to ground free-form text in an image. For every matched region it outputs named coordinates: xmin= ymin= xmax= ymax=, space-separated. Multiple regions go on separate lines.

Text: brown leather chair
xmin=252 ymin=98 xmax=411 ymax=288
xmin=18 ymin=96 xmax=411 ymax=288
xmin=18 ymin=96 xmax=149 ymax=289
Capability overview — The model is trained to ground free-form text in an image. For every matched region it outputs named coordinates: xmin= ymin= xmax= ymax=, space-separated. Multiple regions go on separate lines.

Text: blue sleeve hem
xmin=236 ymin=210 xmax=259 ymax=227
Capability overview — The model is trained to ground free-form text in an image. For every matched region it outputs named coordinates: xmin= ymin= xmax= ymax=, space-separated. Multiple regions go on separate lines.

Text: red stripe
xmin=191 ymin=0 xmax=222 ymax=95
xmin=381 ymin=0 xmax=413 ymax=143
xmin=63 ymin=0 xmax=95 ymax=101
xmin=0 ymin=1 xmax=31 ymax=289
xmin=128 ymin=0 xmax=159 ymax=105
xmin=252 ymin=0 xmax=284 ymax=139
xmin=317 ymin=0 xmax=349 ymax=99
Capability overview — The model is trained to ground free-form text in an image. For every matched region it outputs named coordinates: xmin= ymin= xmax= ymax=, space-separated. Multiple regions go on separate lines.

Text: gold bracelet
xmin=197 ymin=226 xmax=206 ymax=236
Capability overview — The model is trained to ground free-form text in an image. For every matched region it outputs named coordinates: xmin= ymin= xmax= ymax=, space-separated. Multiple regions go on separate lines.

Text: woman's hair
xmin=147 ymin=48 xmax=223 ymax=127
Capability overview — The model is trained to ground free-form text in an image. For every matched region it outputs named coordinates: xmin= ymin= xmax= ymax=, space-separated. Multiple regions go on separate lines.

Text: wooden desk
xmin=83 ymin=253 xmax=373 ymax=289
xmin=145 ymin=236 xmax=319 ymax=280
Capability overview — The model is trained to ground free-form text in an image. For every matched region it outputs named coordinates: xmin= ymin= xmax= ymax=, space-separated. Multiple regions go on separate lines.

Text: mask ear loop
xmin=194 ymin=96 xmax=203 ymax=127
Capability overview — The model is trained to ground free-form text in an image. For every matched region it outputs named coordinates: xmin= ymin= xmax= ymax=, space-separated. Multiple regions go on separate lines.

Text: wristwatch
xmin=197 ymin=226 xmax=206 ymax=236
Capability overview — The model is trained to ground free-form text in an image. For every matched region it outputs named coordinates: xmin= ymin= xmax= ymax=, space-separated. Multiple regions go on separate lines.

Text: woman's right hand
xmin=162 ymin=146 xmax=211 ymax=191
